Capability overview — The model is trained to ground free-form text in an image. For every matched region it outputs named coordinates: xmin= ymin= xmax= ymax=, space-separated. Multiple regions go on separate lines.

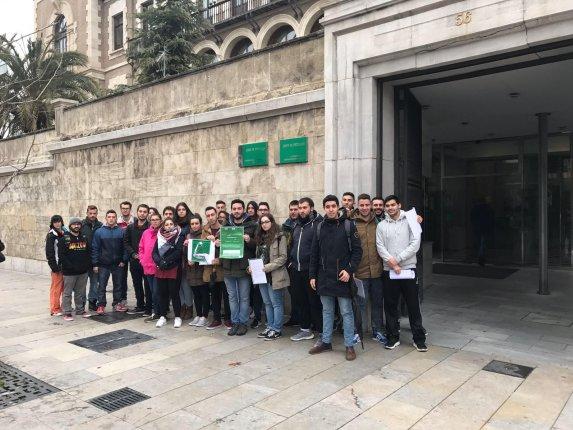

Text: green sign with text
xmin=239 ymin=141 xmax=268 ymax=167
xmin=279 ymin=136 xmax=308 ymax=164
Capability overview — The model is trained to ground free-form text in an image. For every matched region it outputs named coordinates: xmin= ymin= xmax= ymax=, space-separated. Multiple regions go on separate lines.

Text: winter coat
xmin=81 ymin=218 xmax=103 ymax=246
xmin=290 ymin=211 xmax=323 ymax=272
xmin=58 ymin=232 xmax=91 ymax=276
xmin=152 ymin=233 xmax=185 ymax=279
xmin=138 ymin=226 xmax=159 ymax=276
xmin=309 ymin=216 xmax=362 ymax=298
xmin=376 ymin=210 xmax=420 ymax=270
xmin=45 ymin=229 xmax=64 ymax=272
xmin=221 ymin=215 xmax=257 ymax=278
xmin=258 ymin=232 xmax=289 ymax=290
xmin=124 ymin=220 xmax=149 ymax=262
xmin=281 ymin=217 xmax=297 ymax=255
xmin=351 ymin=210 xmax=383 ymax=279
xmin=91 ymin=225 xmax=128 ymax=267
xmin=201 ymin=224 xmax=224 ymax=283
xmin=186 ymin=230 xmax=205 ymax=286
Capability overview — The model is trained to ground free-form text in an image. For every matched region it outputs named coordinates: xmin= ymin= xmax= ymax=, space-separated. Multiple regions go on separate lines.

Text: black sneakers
xmin=228 ymin=324 xmax=240 ymax=336
xmin=264 ymin=330 xmax=281 ymax=341
xmin=385 ymin=339 xmax=401 ymax=350
xmin=236 ymin=324 xmax=248 ymax=336
xmin=414 ymin=342 xmax=428 ymax=352
xmin=88 ymin=300 xmax=97 ymax=312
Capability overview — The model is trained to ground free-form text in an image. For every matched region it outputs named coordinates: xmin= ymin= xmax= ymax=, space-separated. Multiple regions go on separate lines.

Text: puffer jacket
xmin=45 ymin=229 xmax=64 ymax=272
xmin=290 ymin=210 xmax=323 ymax=272
xmin=351 ymin=210 xmax=383 ymax=279
xmin=186 ymin=229 xmax=205 ymax=286
xmin=256 ymin=232 xmax=289 ymax=290
xmin=201 ymin=224 xmax=223 ymax=283
xmin=138 ymin=226 xmax=159 ymax=276
xmin=221 ymin=214 xmax=257 ymax=278
xmin=376 ymin=210 xmax=420 ymax=270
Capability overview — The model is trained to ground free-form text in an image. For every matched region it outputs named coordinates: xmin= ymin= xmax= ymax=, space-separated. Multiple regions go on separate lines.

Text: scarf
xmin=157 ymin=225 xmax=181 ymax=257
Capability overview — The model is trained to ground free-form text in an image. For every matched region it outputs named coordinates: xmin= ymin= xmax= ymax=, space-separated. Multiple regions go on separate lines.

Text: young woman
xmin=139 ymin=213 xmax=161 ymax=321
xmin=175 ymin=202 xmax=194 ymax=320
xmin=246 ymin=201 xmax=259 ymax=222
xmin=147 ymin=207 xmax=159 ymax=222
xmin=186 ymin=215 xmax=210 ymax=327
xmin=152 ymin=218 xmax=185 ymax=328
xmin=253 ymin=214 xmax=289 ymax=340
xmin=45 ymin=215 xmax=65 ymax=316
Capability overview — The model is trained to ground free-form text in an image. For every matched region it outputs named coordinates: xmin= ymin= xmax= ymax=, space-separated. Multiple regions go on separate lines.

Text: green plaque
xmin=279 ymin=136 xmax=308 ymax=164
xmin=239 ymin=141 xmax=268 ymax=167
xmin=220 ymin=226 xmax=244 ymax=259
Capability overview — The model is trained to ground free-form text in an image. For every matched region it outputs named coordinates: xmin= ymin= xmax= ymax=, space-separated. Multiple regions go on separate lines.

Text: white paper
xmin=389 ymin=269 xmax=416 ymax=280
xmin=354 ymin=277 xmax=366 ymax=299
xmin=248 ymin=258 xmax=268 ymax=284
xmin=405 ymin=208 xmax=422 ymax=239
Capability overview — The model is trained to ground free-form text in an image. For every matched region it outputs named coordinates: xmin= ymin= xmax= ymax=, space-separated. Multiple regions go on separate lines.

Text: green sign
xmin=279 ymin=136 xmax=308 ymax=164
xmin=220 ymin=226 xmax=244 ymax=259
xmin=239 ymin=141 xmax=268 ymax=167
xmin=189 ymin=239 xmax=215 ymax=264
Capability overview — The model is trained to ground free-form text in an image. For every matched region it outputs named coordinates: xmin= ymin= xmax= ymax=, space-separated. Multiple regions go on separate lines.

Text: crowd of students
xmin=45 ymin=192 xmax=426 ymax=361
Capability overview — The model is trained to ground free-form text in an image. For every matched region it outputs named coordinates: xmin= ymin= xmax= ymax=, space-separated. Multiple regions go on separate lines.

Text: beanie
xmin=68 ymin=217 xmax=82 ymax=226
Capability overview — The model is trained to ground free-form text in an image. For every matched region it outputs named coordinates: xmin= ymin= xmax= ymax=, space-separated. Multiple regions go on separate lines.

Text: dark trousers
xmin=250 ymin=281 xmax=263 ymax=320
xmin=157 ymin=277 xmax=181 ymax=318
xmin=129 ymin=260 xmax=148 ymax=309
xmin=97 ymin=265 xmax=122 ymax=307
xmin=287 ymin=268 xmax=299 ymax=322
xmin=383 ymin=271 xmax=425 ymax=344
xmin=291 ymin=269 xmax=322 ymax=332
xmin=191 ymin=284 xmax=210 ymax=317
xmin=120 ymin=261 xmax=129 ymax=301
xmin=210 ymin=281 xmax=230 ymax=321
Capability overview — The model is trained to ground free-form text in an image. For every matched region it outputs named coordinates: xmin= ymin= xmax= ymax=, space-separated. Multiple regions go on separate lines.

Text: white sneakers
xmin=173 ymin=317 xmax=182 ymax=328
xmin=188 ymin=316 xmax=200 ymax=326
xmin=196 ymin=317 xmax=208 ymax=327
xmin=156 ymin=316 xmax=167 ymax=327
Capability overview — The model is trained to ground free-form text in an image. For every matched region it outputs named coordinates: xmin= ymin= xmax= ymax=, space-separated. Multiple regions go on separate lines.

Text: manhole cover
xmin=90 ymin=311 xmax=145 ymax=325
xmin=483 ymin=360 xmax=534 ymax=379
xmin=88 ymin=387 xmax=149 ymax=412
xmin=0 ymin=362 xmax=59 ymax=410
xmin=69 ymin=329 xmax=154 ymax=353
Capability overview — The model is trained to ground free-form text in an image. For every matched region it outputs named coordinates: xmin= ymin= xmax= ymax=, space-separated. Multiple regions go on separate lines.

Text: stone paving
xmin=0 ymin=267 xmax=572 ymax=429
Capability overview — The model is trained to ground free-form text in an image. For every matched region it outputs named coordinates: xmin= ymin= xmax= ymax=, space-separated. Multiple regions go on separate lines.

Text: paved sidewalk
xmin=0 ymin=268 xmax=572 ymax=429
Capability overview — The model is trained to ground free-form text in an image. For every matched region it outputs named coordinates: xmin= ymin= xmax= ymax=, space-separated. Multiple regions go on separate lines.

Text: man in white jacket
xmin=376 ymin=195 xmax=427 ymax=352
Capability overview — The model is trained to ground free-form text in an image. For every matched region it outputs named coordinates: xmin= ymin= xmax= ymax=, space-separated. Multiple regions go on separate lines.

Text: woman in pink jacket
xmin=139 ymin=213 xmax=162 ymax=322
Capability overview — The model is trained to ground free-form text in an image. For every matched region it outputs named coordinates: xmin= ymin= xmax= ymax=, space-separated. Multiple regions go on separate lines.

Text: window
xmin=310 ymin=13 xmax=324 ymax=34
xmin=54 ymin=14 xmax=67 ymax=53
xmin=268 ymin=25 xmax=296 ymax=46
xmin=113 ymin=13 xmax=124 ymax=50
xmin=229 ymin=38 xmax=253 ymax=58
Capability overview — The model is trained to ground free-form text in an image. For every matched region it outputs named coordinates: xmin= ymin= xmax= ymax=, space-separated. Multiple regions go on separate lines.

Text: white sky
xmin=0 ymin=1 xmax=35 ymax=42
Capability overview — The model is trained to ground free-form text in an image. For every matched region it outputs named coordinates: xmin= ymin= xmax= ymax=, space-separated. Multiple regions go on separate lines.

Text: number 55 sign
xmin=456 ymin=11 xmax=472 ymax=26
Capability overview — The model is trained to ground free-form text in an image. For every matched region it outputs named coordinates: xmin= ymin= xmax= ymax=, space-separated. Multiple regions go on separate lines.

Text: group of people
xmin=45 ymin=192 xmax=427 ymax=361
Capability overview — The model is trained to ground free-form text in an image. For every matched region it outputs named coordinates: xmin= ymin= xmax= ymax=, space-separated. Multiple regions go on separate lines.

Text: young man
xmin=289 ymin=197 xmax=323 ymax=342
xmin=81 ymin=205 xmax=103 ymax=311
xmin=351 ymin=194 xmax=386 ymax=343
xmin=117 ymin=201 xmax=134 ymax=307
xmin=203 ymin=206 xmax=232 ymax=329
xmin=59 ymin=218 xmax=92 ymax=321
xmin=282 ymin=199 xmax=299 ymax=326
xmin=221 ymin=199 xmax=257 ymax=336
xmin=372 ymin=197 xmax=385 ymax=223
xmin=45 ymin=215 xmax=65 ymax=316
xmin=376 ymin=195 xmax=426 ymax=352
xmin=162 ymin=206 xmax=175 ymax=220
xmin=124 ymin=204 xmax=150 ymax=314
xmin=257 ymin=202 xmax=270 ymax=218
xmin=309 ymin=195 xmax=362 ymax=361
xmin=341 ymin=192 xmax=355 ymax=217
xmin=216 ymin=200 xmax=226 ymax=214
xmin=92 ymin=210 xmax=128 ymax=314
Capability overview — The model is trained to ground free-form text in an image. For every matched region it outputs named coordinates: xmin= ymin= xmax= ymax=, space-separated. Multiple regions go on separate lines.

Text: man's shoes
xmin=206 ymin=320 xmax=222 ymax=330
xmin=88 ymin=301 xmax=97 ymax=311
xmin=345 ymin=346 xmax=356 ymax=361
xmin=228 ymin=324 xmax=239 ymax=336
xmin=309 ymin=340 xmax=332 ymax=355
xmin=236 ymin=324 xmax=248 ymax=336
xmin=156 ymin=316 xmax=167 ymax=327
xmin=142 ymin=310 xmax=152 ymax=317
xmin=127 ymin=307 xmax=145 ymax=315
xmin=77 ymin=311 xmax=91 ymax=318
xmin=114 ymin=304 xmax=127 ymax=312
xmin=223 ymin=320 xmax=233 ymax=329
xmin=258 ymin=327 xmax=271 ymax=338
xmin=413 ymin=342 xmax=428 ymax=352
xmin=284 ymin=319 xmax=299 ymax=327
xmin=290 ymin=330 xmax=314 ymax=341
xmin=188 ymin=316 xmax=200 ymax=326
xmin=265 ymin=330 xmax=281 ymax=341
xmin=96 ymin=306 xmax=105 ymax=315
xmin=51 ymin=311 xmax=63 ymax=316
xmin=144 ymin=313 xmax=159 ymax=323
xmin=372 ymin=332 xmax=388 ymax=344
xmin=385 ymin=339 xmax=400 ymax=350
xmin=196 ymin=317 xmax=208 ymax=327
xmin=63 ymin=314 xmax=74 ymax=322
xmin=250 ymin=319 xmax=260 ymax=329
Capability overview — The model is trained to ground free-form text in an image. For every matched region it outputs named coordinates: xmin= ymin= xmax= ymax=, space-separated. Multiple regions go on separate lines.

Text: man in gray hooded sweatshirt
xmin=376 ymin=194 xmax=427 ymax=352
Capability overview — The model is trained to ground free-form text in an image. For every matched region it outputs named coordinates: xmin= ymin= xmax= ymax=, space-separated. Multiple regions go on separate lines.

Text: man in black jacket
xmin=59 ymin=218 xmax=92 ymax=321
xmin=81 ymin=205 xmax=103 ymax=311
xmin=309 ymin=195 xmax=362 ymax=361
xmin=123 ymin=204 xmax=150 ymax=314
xmin=289 ymin=197 xmax=324 ymax=342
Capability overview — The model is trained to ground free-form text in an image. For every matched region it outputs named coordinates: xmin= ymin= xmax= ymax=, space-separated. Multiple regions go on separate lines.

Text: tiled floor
xmin=0 ymin=267 xmax=571 ymax=429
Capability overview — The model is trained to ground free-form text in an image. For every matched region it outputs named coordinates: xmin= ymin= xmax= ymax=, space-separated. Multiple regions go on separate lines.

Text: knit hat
xmin=68 ymin=217 xmax=82 ymax=226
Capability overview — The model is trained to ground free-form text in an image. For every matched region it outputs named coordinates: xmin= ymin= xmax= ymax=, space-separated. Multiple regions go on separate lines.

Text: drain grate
xmin=69 ymin=329 xmax=154 ymax=353
xmin=90 ymin=311 xmax=145 ymax=325
xmin=0 ymin=362 xmax=59 ymax=410
xmin=483 ymin=360 xmax=534 ymax=379
xmin=88 ymin=387 xmax=149 ymax=412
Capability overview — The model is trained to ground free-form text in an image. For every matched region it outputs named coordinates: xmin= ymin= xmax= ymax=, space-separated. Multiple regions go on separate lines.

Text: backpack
xmin=316 ymin=219 xmax=354 ymax=252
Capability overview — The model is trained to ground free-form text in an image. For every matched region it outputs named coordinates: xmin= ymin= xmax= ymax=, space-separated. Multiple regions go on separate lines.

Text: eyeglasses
xmin=260 ymin=220 xmax=271 ymax=225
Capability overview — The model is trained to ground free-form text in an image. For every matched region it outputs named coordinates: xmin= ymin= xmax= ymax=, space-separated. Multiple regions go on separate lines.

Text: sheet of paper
xmin=389 ymin=269 xmax=416 ymax=280
xmin=248 ymin=258 xmax=267 ymax=284
xmin=353 ymin=277 xmax=366 ymax=298
xmin=405 ymin=207 xmax=422 ymax=238
xmin=189 ymin=239 xmax=215 ymax=265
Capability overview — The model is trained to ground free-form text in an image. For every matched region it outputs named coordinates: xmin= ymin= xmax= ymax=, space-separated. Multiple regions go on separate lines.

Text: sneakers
xmin=206 ymin=320 xmax=222 ymax=330
xmin=144 ymin=313 xmax=159 ymax=323
xmin=290 ymin=330 xmax=315 ymax=341
xmin=188 ymin=316 xmax=200 ymax=326
xmin=250 ymin=319 xmax=260 ymax=329
xmin=51 ymin=311 xmax=63 ymax=316
xmin=196 ymin=317 xmax=208 ymax=327
xmin=258 ymin=327 xmax=271 ymax=338
xmin=156 ymin=316 xmax=167 ymax=327
xmin=88 ymin=300 xmax=97 ymax=311
xmin=223 ymin=320 xmax=233 ymax=330
xmin=142 ymin=310 xmax=152 ymax=317
xmin=352 ymin=333 xmax=361 ymax=346
xmin=346 ymin=346 xmax=357 ymax=361
xmin=127 ymin=307 xmax=145 ymax=315
xmin=173 ymin=317 xmax=182 ymax=328
xmin=114 ymin=304 xmax=127 ymax=312
xmin=77 ymin=311 xmax=91 ymax=318
xmin=413 ymin=342 xmax=428 ymax=352
xmin=96 ymin=306 xmax=105 ymax=315
xmin=265 ymin=330 xmax=281 ymax=341
xmin=309 ymin=340 xmax=332 ymax=354
xmin=228 ymin=323 xmax=240 ymax=336
xmin=236 ymin=324 xmax=248 ymax=336
xmin=63 ymin=314 xmax=74 ymax=322
xmin=372 ymin=332 xmax=388 ymax=344
xmin=385 ymin=339 xmax=400 ymax=350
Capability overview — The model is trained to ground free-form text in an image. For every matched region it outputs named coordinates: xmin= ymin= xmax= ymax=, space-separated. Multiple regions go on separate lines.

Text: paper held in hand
xmin=220 ymin=226 xmax=244 ymax=259
xmin=389 ymin=269 xmax=416 ymax=280
xmin=248 ymin=258 xmax=267 ymax=284
xmin=189 ymin=239 xmax=215 ymax=265
xmin=405 ymin=207 xmax=422 ymax=238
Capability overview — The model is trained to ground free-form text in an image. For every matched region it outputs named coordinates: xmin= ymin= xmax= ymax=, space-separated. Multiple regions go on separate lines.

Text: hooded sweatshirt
xmin=58 ymin=232 xmax=91 ymax=275
xmin=375 ymin=210 xmax=420 ymax=271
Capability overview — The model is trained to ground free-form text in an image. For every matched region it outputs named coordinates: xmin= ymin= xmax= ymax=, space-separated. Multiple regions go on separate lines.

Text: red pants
xmin=50 ymin=272 xmax=63 ymax=314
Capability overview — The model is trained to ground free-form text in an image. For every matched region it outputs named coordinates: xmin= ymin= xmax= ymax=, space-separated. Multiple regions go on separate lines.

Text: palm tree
xmin=0 ymin=35 xmax=99 ymax=137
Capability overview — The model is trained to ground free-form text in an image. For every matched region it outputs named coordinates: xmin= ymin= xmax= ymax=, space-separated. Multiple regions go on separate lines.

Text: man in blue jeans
xmin=221 ymin=199 xmax=257 ymax=336
xmin=81 ymin=205 xmax=102 ymax=311
xmin=309 ymin=195 xmax=362 ymax=361
xmin=92 ymin=210 xmax=128 ymax=315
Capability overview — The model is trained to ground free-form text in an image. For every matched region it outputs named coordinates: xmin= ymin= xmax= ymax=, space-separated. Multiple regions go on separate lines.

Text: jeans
xmin=62 ymin=273 xmax=88 ymax=314
xmin=146 ymin=275 xmax=159 ymax=315
xmin=224 ymin=276 xmax=251 ymax=325
xmin=259 ymin=284 xmax=284 ymax=332
xmin=210 ymin=281 xmax=230 ymax=321
xmin=129 ymin=260 xmax=148 ymax=309
xmin=179 ymin=275 xmax=194 ymax=306
xmin=250 ymin=281 xmax=263 ymax=320
xmin=87 ymin=268 xmax=98 ymax=302
xmin=321 ymin=296 xmax=355 ymax=347
xmin=157 ymin=277 xmax=181 ymax=318
xmin=120 ymin=262 xmax=129 ymax=302
xmin=357 ymin=277 xmax=384 ymax=335
xmin=97 ymin=265 xmax=122 ymax=307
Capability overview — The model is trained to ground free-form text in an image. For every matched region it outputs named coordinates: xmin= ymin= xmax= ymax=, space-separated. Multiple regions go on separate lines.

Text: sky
xmin=0 ymin=1 xmax=35 ymax=44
